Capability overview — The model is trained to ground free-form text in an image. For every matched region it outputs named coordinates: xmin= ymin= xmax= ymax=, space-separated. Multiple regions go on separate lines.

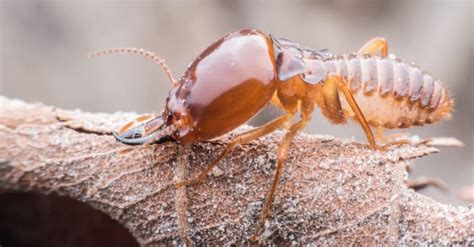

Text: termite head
xmin=112 ymin=29 xmax=282 ymax=145
xmin=89 ymin=47 xmax=192 ymax=145
xmin=113 ymin=86 xmax=195 ymax=145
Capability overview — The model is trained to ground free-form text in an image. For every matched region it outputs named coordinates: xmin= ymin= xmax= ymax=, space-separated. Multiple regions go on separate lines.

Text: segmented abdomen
xmin=323 ymin=54 xmax=452 ymax=128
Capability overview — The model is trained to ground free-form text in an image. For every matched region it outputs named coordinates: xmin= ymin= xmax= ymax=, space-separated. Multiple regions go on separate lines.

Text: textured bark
xmin=0 ymin=96 xmax=472 ymax=245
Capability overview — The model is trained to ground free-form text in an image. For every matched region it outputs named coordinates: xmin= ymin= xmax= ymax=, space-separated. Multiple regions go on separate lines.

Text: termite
xmin=91 ymin=29 xmax=452 ymax=241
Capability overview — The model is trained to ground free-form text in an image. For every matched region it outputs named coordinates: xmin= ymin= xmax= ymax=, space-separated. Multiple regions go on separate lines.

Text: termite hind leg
xmin=175 ymin=113 xmax=294 ymax=188
xmin=379 ymin=129 xmax=415 ymax=148
xmin=251 ymin=118 xmax=308 ymax=242
xmin=375 ymin=127 xmax=411 ymax=143
xmin=357 ymin=37 xmax=388 ymax=57
xmin=334 ymin=81 xmax=408 ymax=150
xmin=376 ymin=127 xmax=429 ymax=149
xmin=328 ymin=76 xmax=379 ymax=149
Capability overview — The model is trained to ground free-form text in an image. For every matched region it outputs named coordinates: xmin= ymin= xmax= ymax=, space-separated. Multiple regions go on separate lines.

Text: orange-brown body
xmin=100 ymin=29 xmax=452 ymax=146
xmin=92 ymin=29 xmax=453 ymax=241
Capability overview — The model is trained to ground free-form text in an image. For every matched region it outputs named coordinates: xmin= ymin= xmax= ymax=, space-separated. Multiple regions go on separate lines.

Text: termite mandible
xmin=91 ymin=29 xmax=452 ymax=241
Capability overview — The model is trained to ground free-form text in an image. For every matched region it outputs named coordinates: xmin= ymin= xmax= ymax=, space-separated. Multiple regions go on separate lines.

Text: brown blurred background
xmin=1 ymin=0 xmax=472 ymax=206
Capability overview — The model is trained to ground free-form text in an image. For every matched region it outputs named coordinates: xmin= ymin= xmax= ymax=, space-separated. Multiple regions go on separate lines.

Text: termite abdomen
xmin=320 ymin=55 xmax=452 ymax=128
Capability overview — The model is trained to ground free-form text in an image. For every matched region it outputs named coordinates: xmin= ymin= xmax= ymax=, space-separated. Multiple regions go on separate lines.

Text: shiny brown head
xmin=113 ymin=29 xmax=281 ymax=145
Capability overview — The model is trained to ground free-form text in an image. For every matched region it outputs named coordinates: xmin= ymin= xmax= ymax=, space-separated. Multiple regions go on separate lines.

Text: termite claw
xmin=113 ymin=124 xmax=154 ymax=145
xmin=113 ymin=117 xmax=171 ymax=145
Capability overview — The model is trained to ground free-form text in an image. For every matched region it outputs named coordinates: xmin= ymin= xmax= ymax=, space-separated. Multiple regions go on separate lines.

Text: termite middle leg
xmin=175 ymin=113 xmax=294 ymax=188
xmin=357 ymin=37 xmax=388 ymax=57
xmin=251 ymin=118 xmax=308 ymax=241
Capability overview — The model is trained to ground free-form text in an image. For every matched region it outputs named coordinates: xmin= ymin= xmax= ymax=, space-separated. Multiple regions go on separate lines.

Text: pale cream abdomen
xmin=323 ymin=55 xmax=452 ymax=128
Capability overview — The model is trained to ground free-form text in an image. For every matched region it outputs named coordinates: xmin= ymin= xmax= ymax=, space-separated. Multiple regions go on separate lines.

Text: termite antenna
xmin=89 ymin=47 xmax=178 ymax=85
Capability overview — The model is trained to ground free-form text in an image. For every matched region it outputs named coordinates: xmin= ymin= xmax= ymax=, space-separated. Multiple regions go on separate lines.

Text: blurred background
xmin=1 ymin=0 xmax=472 ymax=208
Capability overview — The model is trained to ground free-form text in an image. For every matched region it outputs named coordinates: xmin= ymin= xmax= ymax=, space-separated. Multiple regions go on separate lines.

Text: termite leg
xmin=118 ymin=114 xmax=155 ymax=135
xmin=353 ymin=118 xmax=411 ymax=149
xmin=375 ymin=127 xmax=406 ymax=142
xmin=175 ymin=113 xmax=294 ymax=188
xmin=175 ymin=144 xmax=193 ymax=246
xmin=375 ymin=128 xmax=413 ymax=143
xmin=251 ymin=118 xmax=308 ymax=242
xmin=375 ymin=128 xmax=434 ymax=148
xmin=376 ymin=127 xmax=384 ymax=141
xmin=357 ymin=37 xmax=388 ymax=57
xmin=328 ymin=76 xmax=379 ymax=149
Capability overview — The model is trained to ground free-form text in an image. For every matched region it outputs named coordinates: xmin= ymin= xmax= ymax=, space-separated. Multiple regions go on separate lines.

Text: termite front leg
xmin=175 ymin=113 xmax=294 ymax=188
xmin=251 ymin=118 xmax=308 ymax=242
xmin=357 ymin=37 xmax=388 ymax=57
